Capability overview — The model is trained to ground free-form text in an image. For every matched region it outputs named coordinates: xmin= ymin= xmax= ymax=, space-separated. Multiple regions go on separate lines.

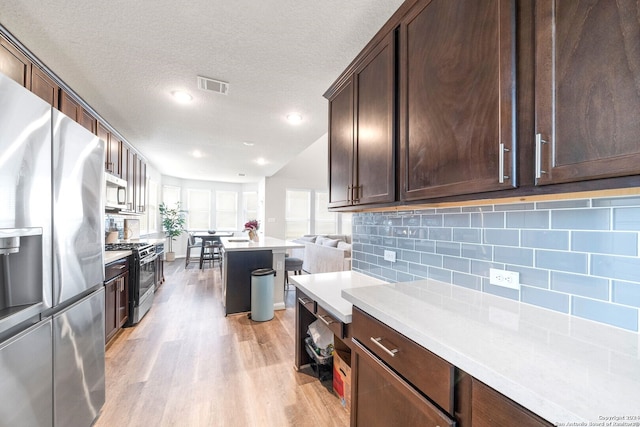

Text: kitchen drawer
xmin=316 ymin=305 xmax=345 ymax=339
xmin=105 ymin=257 xmax=129 ymax=282
xmin=352 ymin=307 xmax=455 ymax=415
xmin=352 ymin=339 xmax=455 ymax=427
xmin=471 ymin=378 xmax=553 ymax=427
xmin=296 ymin=289 xmax=315 ymax=314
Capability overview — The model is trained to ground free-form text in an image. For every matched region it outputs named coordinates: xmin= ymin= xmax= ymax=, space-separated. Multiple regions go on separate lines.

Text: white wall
xmin=264 ymin=133 xmax=329 ymax=239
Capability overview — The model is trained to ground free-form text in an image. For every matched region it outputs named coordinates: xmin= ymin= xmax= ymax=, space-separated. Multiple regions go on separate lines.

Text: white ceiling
xmin=0 ymin=0 xmax=404 ymax=183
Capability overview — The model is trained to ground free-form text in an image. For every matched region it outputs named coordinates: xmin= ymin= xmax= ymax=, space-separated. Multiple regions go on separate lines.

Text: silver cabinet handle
xmin=297 ymin=297 xmax=312 ymax=305
xmin=499 ymin=143 xmax=510 ymax=183
xmin=318 ymin=314 xmax=335 ymax=326
xmin=370 ymin=336 xmax=399 ymax=357
xmin=535 ymin=133 xmax=548 ymax=179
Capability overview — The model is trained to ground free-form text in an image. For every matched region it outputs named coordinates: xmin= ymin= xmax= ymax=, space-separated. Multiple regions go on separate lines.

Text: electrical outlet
xmin=489 ymin=268 xmax=520 ymax=290
xmin=383 ymin=250 xmax=396 ymax=263
xmin=276 ymin=261 xmax=283 ymax=270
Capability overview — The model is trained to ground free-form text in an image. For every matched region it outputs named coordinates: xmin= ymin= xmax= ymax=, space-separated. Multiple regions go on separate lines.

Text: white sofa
xmin=290 ymin=235 xmax=352 ymax=274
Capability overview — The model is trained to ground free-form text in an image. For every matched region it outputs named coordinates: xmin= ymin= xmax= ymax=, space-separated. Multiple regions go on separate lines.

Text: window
xmin=216 ymin=191 xmax=238 ymax=230
xmin=340 ymin=212 xmax=352 ymax=235
xmin=315 ymin=191 xmax=336 ymax=235
xmin=243 ymin=191 xmax=258 ymax=223
xmin=162 ymin=185 xmax=180 ymax=207
xmin=187 ymin=189 xmax=211 ymax=230
xmin=285 ymin=190 xmax=310 ymax=240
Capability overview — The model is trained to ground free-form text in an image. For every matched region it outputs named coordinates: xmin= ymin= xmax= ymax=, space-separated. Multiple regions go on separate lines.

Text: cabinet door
xmin=116 ymin=274 xmax=128 ymax=327
xmin=104 ymin=280 xmax=117 ymax=343
xmin=109 ymin=134 xmax=122 ymax=178
xmin=97 ymin=122 xmax=111 ymax=172
xmin=0 ymin=37 xmax=31 ymax=89
xmin=125 ymin=147 xmax=136 ymax=211
xmin=351 ymin=339 xmax=454 ymax=427
xmin=59 ymin=90 xmax=82 ymax=122
xmin=31 ymin=66 xmax=59 ymax=106
xmin=80 ymin=109 xmax=96 ymax=134
xmin=399 ymin=0 xmax=516 ymax=201
xmin=328 ymin=79 xmax=355 ymax=208
xmin=136 ymin=155 xmax=146 ymax=213
xmin=353 ymin=32 xmax=395 ymax=206
xmin=534 ymin=1 xmax=640 ymax=185
xmin=471 ymin=379 xmax=552 ymax=427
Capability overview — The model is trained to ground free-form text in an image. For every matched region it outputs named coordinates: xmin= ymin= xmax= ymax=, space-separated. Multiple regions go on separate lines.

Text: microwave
xmin=105 ymin=173 xmax=127 ymax=211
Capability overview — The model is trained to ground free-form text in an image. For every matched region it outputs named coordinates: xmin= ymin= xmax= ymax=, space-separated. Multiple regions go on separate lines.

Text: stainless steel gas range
xmin=105 ymin=243 xmax=157 ymax=325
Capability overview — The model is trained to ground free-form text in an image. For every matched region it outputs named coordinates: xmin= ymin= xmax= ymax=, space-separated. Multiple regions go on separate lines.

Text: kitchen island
xmin=220 ymin=236 xmax=303 ymax=315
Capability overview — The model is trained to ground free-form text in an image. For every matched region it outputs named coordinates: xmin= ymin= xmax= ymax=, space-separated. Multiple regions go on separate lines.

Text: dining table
xmin=191 ymin=231 xmax=234 ymax=269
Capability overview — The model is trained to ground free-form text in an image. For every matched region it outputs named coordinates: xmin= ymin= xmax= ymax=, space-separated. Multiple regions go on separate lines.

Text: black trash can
xmin=250 ymin=268 xmax=275 ymax=321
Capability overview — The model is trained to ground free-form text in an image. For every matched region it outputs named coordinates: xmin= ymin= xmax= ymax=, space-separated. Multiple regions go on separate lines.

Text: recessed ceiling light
xmin=192 ymin=150 xmax=203 ymax=158
xmin=243 ymin=142 xmax=255 ymax=147
xmin=171 ymin=90 xmax=193 ymax=103
xmin=256 ymin=158 xmax=267 ymax=165
xmin=286 ymin=113 xmax=303 ymax=125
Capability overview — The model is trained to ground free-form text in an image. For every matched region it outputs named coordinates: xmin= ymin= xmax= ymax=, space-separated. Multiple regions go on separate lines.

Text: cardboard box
xmin=332 ymin=349 xmax=352 ymax=410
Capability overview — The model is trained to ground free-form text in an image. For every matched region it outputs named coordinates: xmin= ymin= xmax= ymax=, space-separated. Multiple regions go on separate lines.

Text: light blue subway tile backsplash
xmin=550 ymin=271 xmax=609 ymax=300
xmin=551 ymin=208 xmax=610 ymax=230
xmin=521 ymin=286 xmax=570 ymax=313
xmin=536 ymin=250 xmax=587 ymax=274
xmin=591 ymin=254 xmax=640 ymax=282
xmin=572 ymin=297 xmax=639 ymax=331
xmin=614 ymin=207 xmax=640 ymax=231
xmin=506 ymin=210 xmax=549 ymax=229
xmin=522 ymin=230 xmax=569 ymax=250
xmin=352 ymin=195 xmax=640 ymax=331
xmin=494 ymin=246 xmax=533 ymax=266
xmin=484 ymin=229 xmax=519 ymax=246
xmin=572 ymin=231 xmax=637 ymax=256
xmin=612 ymin=280 xmax=640 ymax=308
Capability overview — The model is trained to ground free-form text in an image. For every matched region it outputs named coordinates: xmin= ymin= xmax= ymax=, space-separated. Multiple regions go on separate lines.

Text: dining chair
xmin=184 ymin=233 xmax=201 ymax=268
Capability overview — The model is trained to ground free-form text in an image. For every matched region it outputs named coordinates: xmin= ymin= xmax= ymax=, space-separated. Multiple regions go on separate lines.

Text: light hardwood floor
xmin=95 ymin=261 xmax=349 ymax=427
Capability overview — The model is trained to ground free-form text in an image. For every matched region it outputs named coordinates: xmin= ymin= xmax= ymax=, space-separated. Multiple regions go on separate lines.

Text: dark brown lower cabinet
xmin=351 ymin=339 xmax=454 ymax=427
xmin=351 ymin=307 xmax=554 ymax=427
xmin=457 ymin=374 xmax=553 ymax=427
xmin=105 ymin=257 xmax=129 ymax=345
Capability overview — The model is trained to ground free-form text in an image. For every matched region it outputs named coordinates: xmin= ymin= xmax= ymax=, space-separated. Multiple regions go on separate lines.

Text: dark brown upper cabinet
xmin=327 ymin=32 xmax=396 ymax=209
xmin=0 ymin=37 xmax=31 ymax=89
xmin=31 ymin=66 xmax=59 ymax=107
xmin=534 ymin=0 xmax=640 ymax=185
xmin=59 ymin=90 xmax=82 ymax=122
xmin=399 ymin=0 xmax=517 ymax=201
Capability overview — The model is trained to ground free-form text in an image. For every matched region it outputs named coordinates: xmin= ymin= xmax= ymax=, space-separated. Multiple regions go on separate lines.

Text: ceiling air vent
xmin=197 ymin=76 xmax=229 ymax=95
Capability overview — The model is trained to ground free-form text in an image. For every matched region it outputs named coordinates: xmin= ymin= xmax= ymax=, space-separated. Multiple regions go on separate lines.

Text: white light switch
xmin=489 ymin=268 xmax=520 ymax=290
xmin=384 ymin=250 xmax=396 ymax=263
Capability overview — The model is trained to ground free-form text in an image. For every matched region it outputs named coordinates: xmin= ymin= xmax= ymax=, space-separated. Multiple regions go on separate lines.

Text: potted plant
xmin=159 ymin=202 xmax=186 ymax=261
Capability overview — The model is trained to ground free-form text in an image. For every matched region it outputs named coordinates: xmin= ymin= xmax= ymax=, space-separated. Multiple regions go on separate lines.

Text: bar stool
xmin=201 ymin=240 xmax=222 ymax=273
xmin=284 ymin=257 xmax=303 ymax=290
xmin=185 ymin=233 xmax=201 ymax=268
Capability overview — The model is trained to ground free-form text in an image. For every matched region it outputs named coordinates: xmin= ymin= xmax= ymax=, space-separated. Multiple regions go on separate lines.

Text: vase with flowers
xmin=244 ymin=219 xmax=260 ymax=242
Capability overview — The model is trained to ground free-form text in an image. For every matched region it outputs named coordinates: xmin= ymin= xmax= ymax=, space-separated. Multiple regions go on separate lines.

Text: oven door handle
xmin=140 ymin=254 xmax=157 ymax=266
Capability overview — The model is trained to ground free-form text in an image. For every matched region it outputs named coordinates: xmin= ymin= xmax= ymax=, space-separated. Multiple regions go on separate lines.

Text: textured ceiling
xmin=0 ymin=0 xmax=404 ymax=183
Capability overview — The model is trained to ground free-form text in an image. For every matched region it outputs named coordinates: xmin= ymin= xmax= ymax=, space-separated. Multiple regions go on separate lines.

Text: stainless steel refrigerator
xmin=0 ymin=72 xmax=106 ymax=426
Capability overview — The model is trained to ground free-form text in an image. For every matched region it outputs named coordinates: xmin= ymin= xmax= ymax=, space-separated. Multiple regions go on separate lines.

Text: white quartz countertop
xmin=220 ymin=236 xmax=304 ymax=252
xmin=342 ymin=279 xmax=640 ymax=425
xmin=290 ymin=271 xmax=387 ymax=323
xmin=104 ymin=250 xmax=132 ymax=264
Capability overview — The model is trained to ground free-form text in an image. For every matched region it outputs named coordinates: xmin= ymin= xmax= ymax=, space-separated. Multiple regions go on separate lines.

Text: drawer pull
xmin=318 ymin=314 xmax=335 ymax=326
xmin=298 ymin=297 xmax=312 ymax=305
xmin=370 ymin=337 xmax=399 ymax=357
